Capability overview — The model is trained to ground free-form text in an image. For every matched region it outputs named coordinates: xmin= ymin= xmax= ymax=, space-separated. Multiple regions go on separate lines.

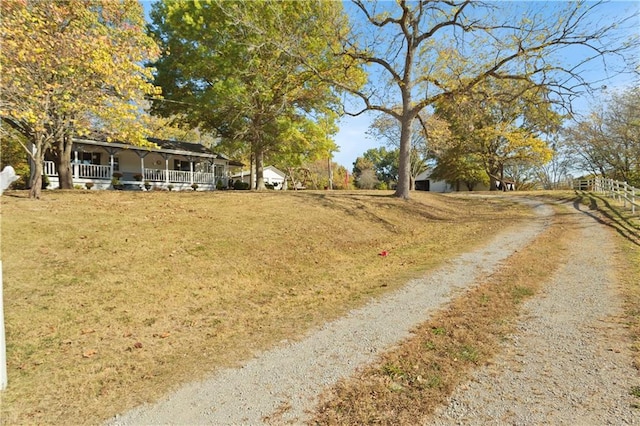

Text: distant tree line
xmin=352 ymin=86 xmax=638 ymax=191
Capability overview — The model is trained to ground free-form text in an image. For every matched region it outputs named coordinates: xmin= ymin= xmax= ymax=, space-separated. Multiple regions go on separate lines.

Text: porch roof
xmin=72 ymin=136 xmax=229 ymax=161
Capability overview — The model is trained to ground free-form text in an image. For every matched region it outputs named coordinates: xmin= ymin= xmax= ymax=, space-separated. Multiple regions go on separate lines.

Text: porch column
xmin=102 ymin=147 xmax=120 ymax=179
xmin=73 ymin=151 xmax=79 ymax=179
xmin=209 ymin=160 xmax=216 ymax=187
xmin=186 ymin=155 xmax=196 ymax=185
xmin=134 ymin=150 xmax=151 ymax=180
xmin=159 ymin=153 xmax=171 ymax=185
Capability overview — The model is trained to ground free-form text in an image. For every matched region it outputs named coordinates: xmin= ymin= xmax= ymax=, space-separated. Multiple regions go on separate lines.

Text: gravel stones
xmin=429 ymin=201 xmax=638 ymax=425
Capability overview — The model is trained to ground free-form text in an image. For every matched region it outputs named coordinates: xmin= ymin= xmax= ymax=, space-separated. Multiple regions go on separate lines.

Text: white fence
xmin=574 ymin=177 xmax=638 ymax=215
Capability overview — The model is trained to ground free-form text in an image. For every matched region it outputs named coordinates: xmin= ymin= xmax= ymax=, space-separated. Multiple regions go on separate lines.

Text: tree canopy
xmin=325 ymin=0 xmax=638 ymax=198
xmin=433 ymin=79 xmax=559 ymax=190
xmin=352 ymin=147 xmax=398 ymax=189
xmin=0 ymin=0 xmax=160 ymax=198
xmin=148 ymin=0 xmax=358 ymax=190
xmin=564 ymin=87 xmax=640 ymax=186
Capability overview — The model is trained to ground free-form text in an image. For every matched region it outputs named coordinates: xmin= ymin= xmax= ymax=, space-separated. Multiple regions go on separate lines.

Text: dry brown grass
xmin=312 ymin=204 xmax=575 ymax=425
xmin=0 ymin=189 xmax=530 ymax=424
xmin=310 ymin=191 xmax=640 ymax=425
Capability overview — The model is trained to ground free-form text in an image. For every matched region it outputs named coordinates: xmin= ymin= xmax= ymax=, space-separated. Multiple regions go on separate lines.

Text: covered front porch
xmin=43 ymin=137 xmax=235 ymax=191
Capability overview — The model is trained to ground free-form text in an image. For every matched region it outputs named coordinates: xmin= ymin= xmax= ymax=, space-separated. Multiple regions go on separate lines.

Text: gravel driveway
xmin=108 ymin=198 xmax=638 ymax=425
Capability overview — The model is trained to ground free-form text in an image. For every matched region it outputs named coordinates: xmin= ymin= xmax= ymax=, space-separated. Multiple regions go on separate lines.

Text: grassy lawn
xmin=2 ymin=190 xmax=638 ymax=424
xmin=0 ymin=189 xmax=533 ymax=424
xmin=312 ymin=191 xmax=640 ymax=424
xmin=313 ymin=202 xmax=574 ymax=424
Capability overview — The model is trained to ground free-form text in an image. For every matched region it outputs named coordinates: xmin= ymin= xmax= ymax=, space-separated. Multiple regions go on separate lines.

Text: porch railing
xmin=77 ymin=163 xmax=111 ymax=179
xmin=44 ymin=161 xmax=56 ymax=176
xmin=44 ymin=161 xmax=111 ymax=179
xmin=44 ymin=161 xmax=225 ymax=186
xmin=144 ymin=169 xmax=219 ymax=184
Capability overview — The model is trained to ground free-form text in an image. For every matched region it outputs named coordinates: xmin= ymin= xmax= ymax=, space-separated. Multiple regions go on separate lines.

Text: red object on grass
xmin=379 ymin=250 xmax=389 ymax=257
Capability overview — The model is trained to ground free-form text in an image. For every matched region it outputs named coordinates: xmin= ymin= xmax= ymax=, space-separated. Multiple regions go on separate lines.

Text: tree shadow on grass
xmin=572 ymin=191 xmax=640 ymax=247
xmin=291 ymin=191 xmax=451 ymax=230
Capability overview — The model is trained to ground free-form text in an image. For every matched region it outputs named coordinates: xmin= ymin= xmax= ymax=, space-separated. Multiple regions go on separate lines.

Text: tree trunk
xmin=394 ymin=116 xmax=413 ymax=199
xmin=255 ymin=149 xmax=266 ymax=190
xmin=56 ymin=155 xmax=73 ymax=189
xmin=29 ymin=152 xmax=44 ymax=199
xmin=286 ymin=167 xmax=297 ymax=191
xmin=53 ymin=134 xmax=74 ymax=189
xmin=249 ymin=152 xmax=255 ymax=190
xmin=489 ymin=175 xmax=499 ymax=191
xmin=26 ymin=133 xmax=50 ymax=199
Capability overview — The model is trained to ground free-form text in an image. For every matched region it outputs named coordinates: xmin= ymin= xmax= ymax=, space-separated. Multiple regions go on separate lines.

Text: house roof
xmin=264 ymin=165 xmax=286 ymax=178
xmin=72 ymin=136 xmax=242 ymax=164
xmin=147 ymin=137 xmax=216 ymax=156
xmin=415 ymin=170 xmax=431 ymax=181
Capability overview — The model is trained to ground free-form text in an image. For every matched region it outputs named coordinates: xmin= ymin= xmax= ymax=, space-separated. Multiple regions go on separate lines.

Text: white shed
xmin=414 ymin=170 xmax=453 ymax=192
xmin=231 ymin=165 xmax=287 ymax=190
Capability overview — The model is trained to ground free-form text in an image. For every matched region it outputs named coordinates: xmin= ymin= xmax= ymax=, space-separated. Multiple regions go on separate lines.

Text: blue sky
xmin=141 ymin=1 xmax=639 ymax=170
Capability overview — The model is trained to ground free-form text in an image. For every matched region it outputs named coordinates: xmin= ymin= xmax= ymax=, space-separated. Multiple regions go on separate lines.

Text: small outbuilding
xmin=231 ymin=165 xmax=287 ymax=190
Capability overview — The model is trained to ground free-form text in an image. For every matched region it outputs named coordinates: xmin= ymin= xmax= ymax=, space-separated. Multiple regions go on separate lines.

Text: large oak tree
xmin=324 ymin=0 xmax=638 ymax=198
xmin=148 ymin=0 xmax=358 ymax=190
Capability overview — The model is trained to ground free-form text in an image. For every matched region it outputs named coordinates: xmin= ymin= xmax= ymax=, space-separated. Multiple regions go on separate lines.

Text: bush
xmin=9 ymin=174 xmax=28 ymax=190
xmin=111 ymin=177 xmax=123 ymax=190
xmin=375 ymin=181 xmax=389 ymax=190
xmin=234 ymin=180 xmax=250 ymax=190
xmin=216 ymin=179 xmax=225 ymax=190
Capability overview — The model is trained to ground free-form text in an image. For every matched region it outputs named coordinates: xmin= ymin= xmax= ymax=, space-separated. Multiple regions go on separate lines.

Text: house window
xmin=113 ymin=156 xmax=120 ymax=172
xmin=174 ymin=159 xmax=191 ymax=171
xmin=80 ymin=152 xmax=101 ymax=165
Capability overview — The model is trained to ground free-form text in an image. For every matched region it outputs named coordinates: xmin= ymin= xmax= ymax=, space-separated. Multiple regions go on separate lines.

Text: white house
xmin=231 ymin=165 xmax=287 ymax=190
xmin=42 ymin=137 xmax=242 ymax=191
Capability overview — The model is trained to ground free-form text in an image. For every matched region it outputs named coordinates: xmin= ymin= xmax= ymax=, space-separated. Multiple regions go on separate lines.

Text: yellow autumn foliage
xmin=0 ymin=0 xmax=161 ymax=146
